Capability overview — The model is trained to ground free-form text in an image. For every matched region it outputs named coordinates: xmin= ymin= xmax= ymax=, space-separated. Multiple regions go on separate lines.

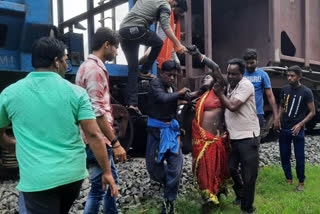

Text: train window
xmin=281 ymin=31 xmax=296 ymax=57
xmin=0 ymin=24 xmax=8 ymax=47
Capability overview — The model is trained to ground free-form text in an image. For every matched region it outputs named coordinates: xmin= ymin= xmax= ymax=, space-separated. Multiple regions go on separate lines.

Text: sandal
xmin=139 ymin=72 xmax=155 ymax=79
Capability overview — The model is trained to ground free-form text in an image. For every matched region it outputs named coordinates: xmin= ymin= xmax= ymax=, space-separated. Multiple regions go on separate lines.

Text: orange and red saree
xmin=192 ymin=90 xmax=231 ymax=204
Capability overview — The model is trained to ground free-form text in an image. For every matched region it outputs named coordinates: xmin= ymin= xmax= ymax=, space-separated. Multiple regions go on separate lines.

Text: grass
xmin=126 ymin=165 xmax=320 ymax=214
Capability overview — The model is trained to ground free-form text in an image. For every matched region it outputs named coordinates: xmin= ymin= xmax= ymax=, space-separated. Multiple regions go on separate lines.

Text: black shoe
xmin=241 ymin=207 xmax=256 ymax=214
xmin=161 ymin=200 xmax=174 ymax=214
xmin=232 ymin=197 xmax=241 ymax=206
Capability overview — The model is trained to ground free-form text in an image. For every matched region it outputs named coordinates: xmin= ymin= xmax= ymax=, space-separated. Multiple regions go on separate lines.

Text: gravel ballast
xmin=0 ymin=136 xmax=319 ymax=213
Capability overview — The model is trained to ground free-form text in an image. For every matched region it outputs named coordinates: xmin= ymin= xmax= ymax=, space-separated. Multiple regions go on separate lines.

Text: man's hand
xmin=101 ymin=172 xmax=119 ymax=197
xmin=186 ymin=45 xmax=201 ymax=59
xmin=273 ymin=116 xmax=281 ymax=132
xmin=291 ymin=123 xmax=303 ymax=136
xmin=213 ymin=83 xmax=225 ymax=96
xmin=112 ymin=142 xmax=127 ymax=163
xmin=176 ymin=44 xmax=187 ymax=54
xmin=178 ymin=87 xmax=191 ymax=96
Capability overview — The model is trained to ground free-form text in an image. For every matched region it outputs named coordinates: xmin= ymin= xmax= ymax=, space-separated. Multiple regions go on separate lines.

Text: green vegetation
xmin=127 ymin=165 xmax=320 ymax=214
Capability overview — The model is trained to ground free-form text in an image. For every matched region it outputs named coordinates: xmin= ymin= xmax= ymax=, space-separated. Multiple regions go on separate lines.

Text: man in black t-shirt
xmin=279 ymin=65 xmax=315 ymax=192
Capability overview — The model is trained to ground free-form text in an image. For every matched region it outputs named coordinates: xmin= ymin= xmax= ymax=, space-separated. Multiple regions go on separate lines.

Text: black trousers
xmin=119 ymin=26 xmax=163 ymax=106
xmin=22 ymin=179 xmax=83 ymax=214
xmin=229 ymin=137 xmax=259 ymax=212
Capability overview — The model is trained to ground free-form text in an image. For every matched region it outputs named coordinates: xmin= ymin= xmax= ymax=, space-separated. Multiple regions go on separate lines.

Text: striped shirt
xmin=76 ymin=54 xmax=113 ymax=145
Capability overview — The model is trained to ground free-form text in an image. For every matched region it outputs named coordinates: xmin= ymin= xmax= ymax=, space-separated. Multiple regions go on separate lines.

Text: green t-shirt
xmin=0 ymin=72 xmax=96 ymax=192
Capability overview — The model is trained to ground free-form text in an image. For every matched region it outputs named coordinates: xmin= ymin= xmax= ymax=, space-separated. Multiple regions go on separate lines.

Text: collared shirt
xmin=0 ymin=72 xmax=95 ymax=192
xmin=76 ymin=54 xmax=113 ymax=145
xmin=224 ymin=78 xmax=260 ymax=140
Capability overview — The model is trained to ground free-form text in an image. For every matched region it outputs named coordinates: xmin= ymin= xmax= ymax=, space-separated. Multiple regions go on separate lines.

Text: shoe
xmin=139 ymin=72 xmax=155 ymax=79
xmin=127 ymin=105 xmax=142 ymax=115
xmin=296 ymin=182 xmax=304 ymax=192
xmin=232 ymin=197 xmax=241 ymax=206
xmin=287 ymin=179 xmax=294 ymax=185
xmin=241 ymin=207 xmax=256 ymax=214
xmin=161 ymin=200 xmax=174 ymax=214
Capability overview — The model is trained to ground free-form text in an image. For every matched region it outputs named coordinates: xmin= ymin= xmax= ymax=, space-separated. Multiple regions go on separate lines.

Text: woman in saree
xmin=187 ymin=46 xmax=231 ymax=210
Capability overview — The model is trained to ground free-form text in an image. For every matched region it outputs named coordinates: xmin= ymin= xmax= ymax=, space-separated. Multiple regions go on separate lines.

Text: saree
xmin=192 ymin=90 xmax=231 ymax=204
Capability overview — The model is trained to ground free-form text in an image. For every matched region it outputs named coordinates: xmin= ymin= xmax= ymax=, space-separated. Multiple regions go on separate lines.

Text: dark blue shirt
xmin=280 ymin=84 xmax=313 ymax=129
xmin=147 ymin=78 xmax=179 ymax=122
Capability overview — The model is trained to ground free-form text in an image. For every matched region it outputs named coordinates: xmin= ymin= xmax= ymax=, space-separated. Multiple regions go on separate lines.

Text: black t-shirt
xmin=280 ymin=84 xmax=313 ymax=129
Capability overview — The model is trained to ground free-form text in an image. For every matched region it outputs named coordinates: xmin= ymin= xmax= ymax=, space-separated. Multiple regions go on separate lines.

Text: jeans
xmin=119 ymin=26 xmax=163 ymax=106
xmin=18 ymin=193 xmax=27 ymax=214
xmin=84 ymin=145 xmax=119 ymax=214
xmin=145 ymin=130 xmax=183 ymax=201
xmin=229 ymin=137 xmax=259 ymax=213
xmin=279 ymin=129 xmax=305 ymax=183
xmin=22 ymin=180 xmax=83 ymax=214
xmin=257 ymin=114 xmax=264 ymax=128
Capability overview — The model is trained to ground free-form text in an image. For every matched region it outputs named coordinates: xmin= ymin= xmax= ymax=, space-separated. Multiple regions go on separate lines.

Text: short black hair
xmin=176 ymin=0 xmax=188 ymax=12
xmin=92 ymin=27 xmax=120 ymax=51
xmin=288 ymin=65 xmax=302 ymax=76
xmin=227 ymin=58 xmax=246 ymax=74
xmin=161 ymin=60 xmax=181 ymax=72
xmin=32 ymin=37 xmax=66 ymax=68
xmin=243 ymin=48 xmax=257 ymax=60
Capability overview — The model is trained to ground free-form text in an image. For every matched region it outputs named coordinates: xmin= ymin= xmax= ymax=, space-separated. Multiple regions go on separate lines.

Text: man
xmin=156 ymin=0 xmax=187 ymax=67
xmin=146 ymin=60 xmax=189 ymax=214
xmin=76 ymin=27 xmax=126 ymax=214
xmin=213 ymin=59 xmax=260 ymax=214
xmin=278 ymin=65 xmax=315 ymax=191
xmin=0 ymin=37 xmax=118 ymax=214
xmin=243 ymin=48 xmax=279 ymax=130
xmin=119 ymin=0 xmax=187 ymax=114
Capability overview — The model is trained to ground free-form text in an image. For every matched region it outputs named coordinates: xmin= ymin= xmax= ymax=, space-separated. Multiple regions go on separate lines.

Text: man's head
xmin=173 ymin=0 xmax=187 ymax=17
xmin=92 ymin=27 xmax=120 ymax=62
xmin=167 ymin=0 xmax=179 ymax=8
xmin=32 ymin=37 xmax=67 ymax=77
xmin=227 ymin=58 xmax=245 ymax=88
xmin=243 ymin=48 xmax=258 ymax=73
xmin=287 ymin=65 xmax=302 ymax=86
xmin=159 ymin=60 xmax=181 ymax=86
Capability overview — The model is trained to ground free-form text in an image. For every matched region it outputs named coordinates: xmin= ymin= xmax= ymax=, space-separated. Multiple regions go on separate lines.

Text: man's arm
xmin=96 ymin=115 xmax=126 ymax=162
xmin=216 ymin=93 xmax=243 ymax=112
xmin=80 ymin=119 xmax=118 ymax=197
xmin=0 ymin=127 xmax=16 ymax=152
xmin=265 ymin=88 xmax=280 ymax=130
xmin=151 ymin=80 xmax=189 ymax=103
xmin=291 ymin=102 xmax=316 ymax=136
xmin=164 ymin=28 xmax=186 ymax=54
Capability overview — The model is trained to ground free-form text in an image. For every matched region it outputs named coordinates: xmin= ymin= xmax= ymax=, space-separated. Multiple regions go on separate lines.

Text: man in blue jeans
xmin=278 ymin=65 xmax=315 ymax=191
xmin=76 ymin=27 xmax=127 ymax=214
xmin=119 ymin=0 xmax=187 ymax=114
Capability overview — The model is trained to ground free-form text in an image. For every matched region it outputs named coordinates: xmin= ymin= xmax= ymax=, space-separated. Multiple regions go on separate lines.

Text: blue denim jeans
xmin=84 ymin=145 xmax=118 ymax=214
xmin=279 ymin=129 xmax=305 ymax=183
xmin=19 ymin=193 xmax=27 ymax=214
xmin=145 ymin=130 xmax=183 ymax=202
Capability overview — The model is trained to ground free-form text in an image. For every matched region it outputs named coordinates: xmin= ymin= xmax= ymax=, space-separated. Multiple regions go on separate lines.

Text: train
xmin=1 ymin=0 xmax=320 ymax=172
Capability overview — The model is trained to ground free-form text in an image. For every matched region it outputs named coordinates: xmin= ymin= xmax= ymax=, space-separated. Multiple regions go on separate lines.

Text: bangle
xmin=111 ymin=136 xmax=119 ymax=146
xmin=112 ymin=144 xmax=121 ymax=149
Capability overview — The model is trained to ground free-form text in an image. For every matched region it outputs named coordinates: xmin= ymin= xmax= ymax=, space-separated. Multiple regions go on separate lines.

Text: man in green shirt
xmin=0 ymin=37 xmax=118 ymax=214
